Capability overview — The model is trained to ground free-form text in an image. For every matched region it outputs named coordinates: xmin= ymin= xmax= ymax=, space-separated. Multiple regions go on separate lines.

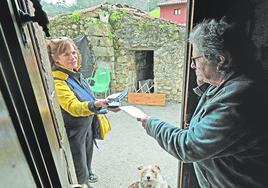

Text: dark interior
xmin=180 ymin=0 xmax=268 ymax=187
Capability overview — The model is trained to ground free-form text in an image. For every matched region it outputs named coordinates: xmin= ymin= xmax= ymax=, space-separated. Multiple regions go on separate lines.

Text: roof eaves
xmin=158 ymin=0 xmax=187 ymax=6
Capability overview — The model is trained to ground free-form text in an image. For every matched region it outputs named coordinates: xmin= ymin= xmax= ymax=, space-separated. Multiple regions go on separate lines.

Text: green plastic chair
xmin=87 ymin=68 xmax=111 ymax=97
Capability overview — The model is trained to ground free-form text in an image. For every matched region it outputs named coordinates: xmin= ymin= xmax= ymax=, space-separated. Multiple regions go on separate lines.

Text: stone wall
xmin=49 ymin=4 xmax=186 ymax=102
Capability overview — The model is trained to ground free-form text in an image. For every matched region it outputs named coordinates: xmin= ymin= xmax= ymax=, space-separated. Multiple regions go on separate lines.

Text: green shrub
xmin=109 ymin=11 xmax=123 ymax=22
xmin=67 ymin=11 xmax=81 ymax=21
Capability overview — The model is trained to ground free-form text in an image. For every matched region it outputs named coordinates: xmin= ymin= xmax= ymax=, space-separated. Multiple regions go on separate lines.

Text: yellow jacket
xmin=52 ymin=68 xmax=95 ymax=117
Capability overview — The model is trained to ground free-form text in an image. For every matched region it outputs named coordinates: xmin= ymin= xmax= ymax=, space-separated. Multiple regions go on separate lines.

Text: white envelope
xmin=119 ymin=106 xmax=148 ymax=119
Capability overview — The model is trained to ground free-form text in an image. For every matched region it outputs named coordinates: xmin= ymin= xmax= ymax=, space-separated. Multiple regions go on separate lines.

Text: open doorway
xmin=135 ymin=50 xmax=154 ymax=93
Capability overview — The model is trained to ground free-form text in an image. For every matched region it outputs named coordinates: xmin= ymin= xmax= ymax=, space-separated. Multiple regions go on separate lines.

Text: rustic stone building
xmin=49 ymin=3 xmax=186 ymax=102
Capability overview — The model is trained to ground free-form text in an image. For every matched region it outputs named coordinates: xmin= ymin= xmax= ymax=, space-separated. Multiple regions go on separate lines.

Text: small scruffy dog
xmin=128 ymin=164 xmax=171 ymax=188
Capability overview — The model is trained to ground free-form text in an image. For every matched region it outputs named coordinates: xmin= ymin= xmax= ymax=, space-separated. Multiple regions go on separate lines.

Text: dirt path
xmin=92 ymin=103 xmax=182 ymax=188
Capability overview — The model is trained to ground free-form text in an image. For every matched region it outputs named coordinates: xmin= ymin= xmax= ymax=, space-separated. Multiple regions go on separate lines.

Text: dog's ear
xmin=137 ymin=164 xmax=144 ymax=170
xmin=152 ymin=164 xmax=160 ymax=171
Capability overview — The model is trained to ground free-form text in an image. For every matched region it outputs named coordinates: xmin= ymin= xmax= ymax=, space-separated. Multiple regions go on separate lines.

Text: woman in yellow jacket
xmin=47 ymin=37 xmax=108 ymax=188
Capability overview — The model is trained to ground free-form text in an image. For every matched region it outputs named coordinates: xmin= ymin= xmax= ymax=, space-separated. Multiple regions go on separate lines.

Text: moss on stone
xmin=89 ymin=17 xmax=102 ymax=24
xmin=109 ymin=10 xmax=127 ymax=29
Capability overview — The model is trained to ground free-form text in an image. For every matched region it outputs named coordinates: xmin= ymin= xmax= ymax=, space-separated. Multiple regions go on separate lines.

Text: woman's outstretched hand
xmin=94 ymin=99 xmax=109 ymax=108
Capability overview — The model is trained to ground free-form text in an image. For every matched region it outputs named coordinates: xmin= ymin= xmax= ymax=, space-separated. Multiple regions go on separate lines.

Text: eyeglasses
xmin=191 ymin=55 xmax=203 ymax=66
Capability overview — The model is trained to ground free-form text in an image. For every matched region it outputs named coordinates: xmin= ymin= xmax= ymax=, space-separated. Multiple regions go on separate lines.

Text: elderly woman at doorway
xmin=137 ymin=17 xmax=268 ymax=188
xmin=47 ymin=37 xmax=112 ymax=188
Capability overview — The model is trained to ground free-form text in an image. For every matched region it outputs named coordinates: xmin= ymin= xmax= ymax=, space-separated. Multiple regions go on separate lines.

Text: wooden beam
xmin=128 ymin=93 xmax=166 ymax=106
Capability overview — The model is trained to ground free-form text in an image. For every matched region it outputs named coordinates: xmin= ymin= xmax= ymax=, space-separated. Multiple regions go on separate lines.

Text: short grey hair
xmin=189 ymin=17 xmax=236 ymax=74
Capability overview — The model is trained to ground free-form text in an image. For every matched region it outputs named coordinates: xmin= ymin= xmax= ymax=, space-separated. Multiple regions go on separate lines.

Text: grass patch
xmin=149 ymin=7 xmax=160 ymax=18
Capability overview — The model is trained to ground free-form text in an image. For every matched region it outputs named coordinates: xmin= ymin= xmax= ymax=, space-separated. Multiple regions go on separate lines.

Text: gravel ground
xmin=91 ymin=102 xmax=182 ymax=188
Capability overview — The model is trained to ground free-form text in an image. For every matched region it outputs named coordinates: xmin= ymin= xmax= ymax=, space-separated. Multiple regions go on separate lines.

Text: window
xmin=174 ymin=9 xmax=181 ymax=15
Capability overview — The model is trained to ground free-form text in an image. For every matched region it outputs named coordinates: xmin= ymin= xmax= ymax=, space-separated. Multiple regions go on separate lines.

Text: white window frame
xmin=174 ymin=9 xmax=182 ymax=15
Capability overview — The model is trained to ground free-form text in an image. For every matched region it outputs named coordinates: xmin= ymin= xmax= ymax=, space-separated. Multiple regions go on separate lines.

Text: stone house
xmin=49 ymin=3 xmax=186 ymax=102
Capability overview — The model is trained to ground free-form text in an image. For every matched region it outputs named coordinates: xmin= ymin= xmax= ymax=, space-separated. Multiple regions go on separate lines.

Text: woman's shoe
xmin=88 ymin=173 xmax=98 ymax=183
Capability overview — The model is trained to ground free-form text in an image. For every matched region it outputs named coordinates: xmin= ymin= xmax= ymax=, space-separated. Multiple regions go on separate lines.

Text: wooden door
xmin=0 ymin=0 xmax=75 ymax=187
